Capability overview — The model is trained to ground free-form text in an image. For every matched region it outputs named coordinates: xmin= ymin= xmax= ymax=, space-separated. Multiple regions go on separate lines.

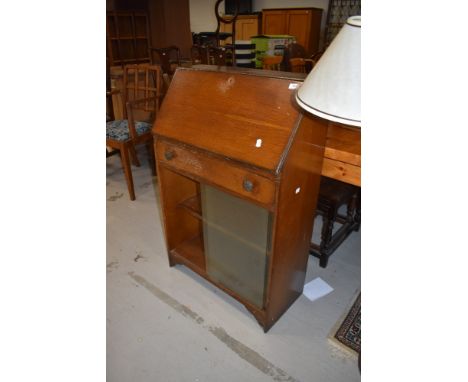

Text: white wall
xmin=253 ymin=0 xmax=328 ymax=13
xmin=189 ymin=0 xmax=330 ymax=41
xmin=189 ymin=0 xmax=225 ymax=33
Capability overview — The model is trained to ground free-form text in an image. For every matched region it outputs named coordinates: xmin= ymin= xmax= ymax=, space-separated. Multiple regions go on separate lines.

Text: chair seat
xmin=106 ymin=120 xmax=152 ymax=141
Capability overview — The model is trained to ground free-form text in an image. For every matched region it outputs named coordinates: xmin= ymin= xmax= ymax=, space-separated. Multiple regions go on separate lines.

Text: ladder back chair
xmin=106 ymin=64 xmax=162 ymax=200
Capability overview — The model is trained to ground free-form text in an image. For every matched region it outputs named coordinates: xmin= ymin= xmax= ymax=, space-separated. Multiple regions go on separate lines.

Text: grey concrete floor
xmin=107 ymin=147 xmax=361 ymax=382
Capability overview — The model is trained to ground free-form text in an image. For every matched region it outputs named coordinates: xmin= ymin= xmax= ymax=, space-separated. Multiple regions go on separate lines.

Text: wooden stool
xmin=310 ymin=176 xmax=360 ymax=267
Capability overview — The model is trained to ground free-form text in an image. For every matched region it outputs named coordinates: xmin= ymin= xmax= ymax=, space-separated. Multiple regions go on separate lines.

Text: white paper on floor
xmin=303 ymin=277 xmax=334 ymax=302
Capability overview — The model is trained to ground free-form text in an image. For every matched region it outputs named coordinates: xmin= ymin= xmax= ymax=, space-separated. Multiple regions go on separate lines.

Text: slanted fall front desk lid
xmin=153 ymin=65 xmax=305 ymax=174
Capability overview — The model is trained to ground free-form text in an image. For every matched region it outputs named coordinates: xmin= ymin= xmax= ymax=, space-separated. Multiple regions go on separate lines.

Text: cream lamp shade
xmin=296 ymin=16 xmax=361 ymax=127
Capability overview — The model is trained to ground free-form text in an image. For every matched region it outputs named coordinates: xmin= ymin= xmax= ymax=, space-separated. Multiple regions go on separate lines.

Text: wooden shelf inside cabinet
xmin=170 ymin=235 xmax=206 ymax=273
xmin=153 ymin=65 xmax=329 ymax=332
xmin=178 ymin=195 xmax=202 ymax=219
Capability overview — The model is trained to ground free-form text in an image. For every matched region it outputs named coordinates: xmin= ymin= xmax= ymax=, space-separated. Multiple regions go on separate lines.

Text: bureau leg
xmin=168 ymin=254 xmax=177 ymax=267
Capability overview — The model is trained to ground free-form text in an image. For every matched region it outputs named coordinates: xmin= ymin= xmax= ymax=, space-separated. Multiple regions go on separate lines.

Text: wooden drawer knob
xmin=164 ymin=150 xmax=175 ymax=160
xmin=243 ymin=179 xmax=254 ymax=192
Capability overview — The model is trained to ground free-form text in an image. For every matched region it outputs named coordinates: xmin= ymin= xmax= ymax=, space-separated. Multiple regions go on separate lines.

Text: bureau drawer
xmin=156 ymin=140 xmax=276 ymax=207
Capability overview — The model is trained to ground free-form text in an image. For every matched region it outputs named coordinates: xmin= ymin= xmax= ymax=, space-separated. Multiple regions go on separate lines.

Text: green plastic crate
xmin=251 ymin=35 xmax=296 ymax=68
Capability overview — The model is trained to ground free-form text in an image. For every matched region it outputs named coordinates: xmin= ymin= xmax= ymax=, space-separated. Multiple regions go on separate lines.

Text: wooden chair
xmin=283 ymin=42 xmax=307 ymax=71
xmin=208 ymin=46 xmax=230 ymax=65
xmin=310 ymin=176 xmax=361 ymax=267
xmin=150 ymin=46 xmax=181 ymax=75
xmin=262 ymin=55 xmax=283 ymax=70
xmin=106 ymin=60 xmax=114 ymax=121
xmin=106 ymin=64 xmax=162 ymax=200
xmin=191 ymin=44 xmax=209 ymax=65
xmin=289 ymin=57 xmax=307 ymax=73
xmin=309 ymin=50 xmax=324 ymax=69
xmin=150 ymin=46 xmax=180 ymax=92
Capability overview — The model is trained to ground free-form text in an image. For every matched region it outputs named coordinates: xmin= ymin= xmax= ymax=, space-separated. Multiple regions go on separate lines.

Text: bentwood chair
xmin=106 ymin=64 xmax=162 ymax=200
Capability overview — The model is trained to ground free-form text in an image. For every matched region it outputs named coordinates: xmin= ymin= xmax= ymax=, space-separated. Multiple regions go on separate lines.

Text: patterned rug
xmin=331 ymin=293 xmax=361 ymax=355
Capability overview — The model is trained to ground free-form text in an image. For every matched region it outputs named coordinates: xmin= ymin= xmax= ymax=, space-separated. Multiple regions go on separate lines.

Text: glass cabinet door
xmin=200 ymin=184 xmax=272 ymax=308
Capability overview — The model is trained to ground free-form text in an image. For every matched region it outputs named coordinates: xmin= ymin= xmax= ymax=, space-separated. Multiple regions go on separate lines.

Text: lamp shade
xmin=296 ymin=16 xmax=361 ymax=127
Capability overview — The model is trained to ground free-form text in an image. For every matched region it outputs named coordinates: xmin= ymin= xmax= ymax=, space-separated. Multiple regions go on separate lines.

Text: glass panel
xmin=200 ymin=184 xmax=271 ymax=308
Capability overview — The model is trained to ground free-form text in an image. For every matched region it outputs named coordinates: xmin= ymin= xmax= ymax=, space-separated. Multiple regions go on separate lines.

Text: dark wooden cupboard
xmin=262 ymin=8 xmax=323 ymax=55
xmin=153 ymin=65 xmax=328 ymax=332
xmin=106 ymin=0 xmax=193 ymax=62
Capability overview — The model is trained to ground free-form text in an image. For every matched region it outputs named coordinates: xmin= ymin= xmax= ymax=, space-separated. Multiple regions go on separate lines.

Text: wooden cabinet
xmin=219 ymin=14 xmax=261 ymax=43
xmin=262 ymin=8 xmax=323 ymax=55
xmin=153 ymin=65 xmax=328 ymax=332
xmin=107 ymin=0 xmax=193 ymax=61
xmin=262 ymin=10 xmax=287 ymax=35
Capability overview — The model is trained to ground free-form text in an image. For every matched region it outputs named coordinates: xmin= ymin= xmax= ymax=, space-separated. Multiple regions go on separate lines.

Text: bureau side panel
xmin=265 ymin=114 xmax=328 ymax=330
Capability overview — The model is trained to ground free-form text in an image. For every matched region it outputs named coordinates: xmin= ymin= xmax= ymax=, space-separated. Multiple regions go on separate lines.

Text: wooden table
xmin=321 ymin=122 xmax=361 ymax=187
